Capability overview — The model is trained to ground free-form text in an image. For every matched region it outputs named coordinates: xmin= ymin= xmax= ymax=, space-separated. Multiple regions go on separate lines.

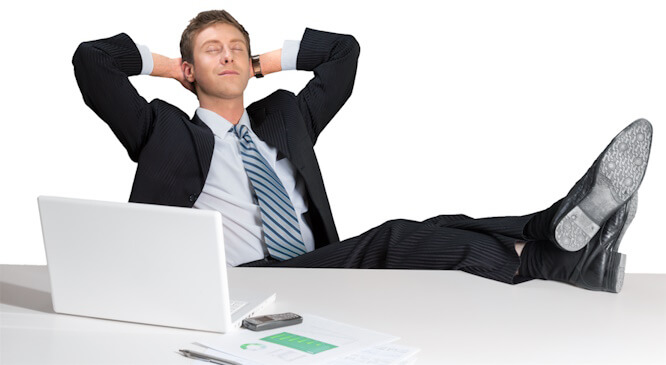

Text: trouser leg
xmin=422 ymin=213 xmax=534 ymax=241
xmin=266 ymin=214 xmax=529 ymax=284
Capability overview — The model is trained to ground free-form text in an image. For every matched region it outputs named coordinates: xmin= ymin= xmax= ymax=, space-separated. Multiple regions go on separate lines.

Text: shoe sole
xmin=555 ymin=120 xmax=652 ymax=252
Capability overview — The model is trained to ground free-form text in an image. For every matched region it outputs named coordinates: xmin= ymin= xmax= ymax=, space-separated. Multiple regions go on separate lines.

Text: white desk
xmin=1 ymin=265 xmax=665 ymax=364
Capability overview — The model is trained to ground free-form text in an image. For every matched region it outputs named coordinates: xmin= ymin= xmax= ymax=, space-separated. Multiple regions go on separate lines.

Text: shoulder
xmin=145 ymin=98 xmax=200 ymax=136
xmin=147 ymin=98 xmax=195 ymax=128
xmin=247 ymin=89 xmax=297 ymax=115
xmin=149 ymin=98 xmax=190 ymax=119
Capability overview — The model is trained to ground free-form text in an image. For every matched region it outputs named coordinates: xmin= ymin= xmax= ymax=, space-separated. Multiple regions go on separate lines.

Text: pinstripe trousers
xmin=241 ymin=213 xmax=536 ymax=284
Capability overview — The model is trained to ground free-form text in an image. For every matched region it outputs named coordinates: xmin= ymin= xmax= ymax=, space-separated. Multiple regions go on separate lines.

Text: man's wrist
xmin=148 ymin=53 xmax=177 ymax=79
xmin=255 ymin=49 xmax=282 ymax=77
xmin=170 ymin=58 xmax=183 ymax=80
xmin=251 ymin=55 xmax=263 ymax=78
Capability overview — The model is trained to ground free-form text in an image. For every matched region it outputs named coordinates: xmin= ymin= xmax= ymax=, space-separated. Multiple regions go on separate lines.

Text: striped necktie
xmin=231 ymin=124 xmax=307 ymax=261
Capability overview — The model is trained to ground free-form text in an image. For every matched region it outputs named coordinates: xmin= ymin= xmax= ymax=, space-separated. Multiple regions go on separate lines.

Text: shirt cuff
xmin=280 ymin=40 xmax=300 ymax=71
xmin=136 ymin=43 xmax=154 ymax=75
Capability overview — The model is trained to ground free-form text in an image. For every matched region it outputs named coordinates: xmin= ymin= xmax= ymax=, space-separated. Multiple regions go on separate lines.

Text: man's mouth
xmin=219 ymin=70 xmax=239 ymax=76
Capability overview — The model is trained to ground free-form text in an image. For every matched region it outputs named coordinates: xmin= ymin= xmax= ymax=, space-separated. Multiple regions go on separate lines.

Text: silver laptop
xmin=37 ymin=195 xmax=275 ymax=333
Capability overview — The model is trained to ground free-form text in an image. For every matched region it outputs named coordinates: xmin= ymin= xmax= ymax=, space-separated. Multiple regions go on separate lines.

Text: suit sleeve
xmin=295 ymin=28 xmax=360 ymax=143
xmin=72 ymin=33 xmax=154 ymax=162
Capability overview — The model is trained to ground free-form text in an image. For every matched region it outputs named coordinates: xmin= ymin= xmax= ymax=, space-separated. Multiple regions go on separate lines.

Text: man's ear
xmin=182 ymin=61 xmax=195 ymax=83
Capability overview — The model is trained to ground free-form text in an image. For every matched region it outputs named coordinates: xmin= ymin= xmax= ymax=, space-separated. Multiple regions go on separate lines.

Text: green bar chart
xmin=261 ymin=332 xmax=338 ymax=354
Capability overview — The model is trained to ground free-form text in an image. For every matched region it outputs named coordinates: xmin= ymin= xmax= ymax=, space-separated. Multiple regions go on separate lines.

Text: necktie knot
xmin=231 ymin=124 xmax=249 ymax=140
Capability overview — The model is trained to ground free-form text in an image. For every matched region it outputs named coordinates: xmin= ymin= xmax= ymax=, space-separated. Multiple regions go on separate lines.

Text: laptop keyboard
xmin=229 ymin=300 xmax=248 ymax=314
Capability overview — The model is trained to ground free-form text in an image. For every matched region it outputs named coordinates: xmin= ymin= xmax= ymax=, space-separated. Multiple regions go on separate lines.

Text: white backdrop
xmin=1 ymin=0 xmax=664 ymax=273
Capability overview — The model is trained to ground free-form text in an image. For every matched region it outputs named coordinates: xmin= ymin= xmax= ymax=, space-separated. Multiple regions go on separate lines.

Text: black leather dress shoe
xmin=614 ymin=194 xmax=638 ymax=249
xmin=568 ymin=194 xmax=640 ymax=292
xmin=520 ymin=197 xmax=637 ymax=293
xmin=524 ymin=119 xmax=652 ymax=252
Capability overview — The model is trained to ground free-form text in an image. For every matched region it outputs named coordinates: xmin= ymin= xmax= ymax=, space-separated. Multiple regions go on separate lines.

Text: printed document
xmin=198 ymin=314 xmax=400 ymax=364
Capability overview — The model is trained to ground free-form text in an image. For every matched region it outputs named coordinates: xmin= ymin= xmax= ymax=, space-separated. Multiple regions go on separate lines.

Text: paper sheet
xmin=197 ymin=314 xmax=400 ymax=364
xmin=330 ymin=343 xmax=421 ymax=365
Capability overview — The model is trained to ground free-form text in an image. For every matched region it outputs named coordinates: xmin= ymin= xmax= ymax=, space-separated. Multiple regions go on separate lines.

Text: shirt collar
xmin=195 ymin=107 xmax=251 ymax=140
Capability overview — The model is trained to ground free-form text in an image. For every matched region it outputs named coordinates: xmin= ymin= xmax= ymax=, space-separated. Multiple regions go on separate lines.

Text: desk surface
xmin=1 ymin=265 xmax=665 ymax=364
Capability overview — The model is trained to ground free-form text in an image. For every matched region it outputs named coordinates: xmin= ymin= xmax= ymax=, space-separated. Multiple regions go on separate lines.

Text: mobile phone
xmin=241 ymin=312 xmax=303 ymax=331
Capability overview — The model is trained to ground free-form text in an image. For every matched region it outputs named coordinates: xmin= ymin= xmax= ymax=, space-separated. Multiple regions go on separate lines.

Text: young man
xmin=73 ymin=10 xmax=652 ymax=293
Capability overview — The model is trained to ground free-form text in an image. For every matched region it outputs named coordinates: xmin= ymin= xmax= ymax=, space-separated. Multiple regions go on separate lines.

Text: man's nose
xmin=221 ymin=48 xmax=233 ymax=64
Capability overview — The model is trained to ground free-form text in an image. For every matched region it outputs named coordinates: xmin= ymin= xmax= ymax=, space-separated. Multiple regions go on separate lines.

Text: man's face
xmin=185 ymin=23 xmax=251 ymax=100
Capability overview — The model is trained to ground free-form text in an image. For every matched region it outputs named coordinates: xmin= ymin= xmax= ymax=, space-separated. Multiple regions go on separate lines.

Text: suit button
xmin=189 ymin=194 xmax=196 ymax=202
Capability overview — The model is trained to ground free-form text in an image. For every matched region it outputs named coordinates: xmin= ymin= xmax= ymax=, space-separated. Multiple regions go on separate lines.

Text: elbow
xmin=72 ymin=42 xmax=92 ymax=72
xmin=351 ymin=35 xmax=361 ymax=58
xmin=344 ymin=34 xmax=361 ymax=60
xmin=72 ymin=42 xmax=85 ymax=66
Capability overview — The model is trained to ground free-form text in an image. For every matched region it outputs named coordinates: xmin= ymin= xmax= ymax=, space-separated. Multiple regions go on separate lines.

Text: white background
xmin=1 ymin=0 xmax=664 ymax=273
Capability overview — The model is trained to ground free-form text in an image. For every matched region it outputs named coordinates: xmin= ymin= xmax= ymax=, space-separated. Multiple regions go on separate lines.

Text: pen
xmin=179 ymin=349 xmax=243 ymax=365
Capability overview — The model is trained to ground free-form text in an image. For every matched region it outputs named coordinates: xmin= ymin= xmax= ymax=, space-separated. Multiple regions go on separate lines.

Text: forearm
xmin=257 ymin=49 xmax=282 ymax=77
xmin=150 ymin=52 xmax=180 ymax=79
xmin=259 ymin=38 xmax=300 ymax=76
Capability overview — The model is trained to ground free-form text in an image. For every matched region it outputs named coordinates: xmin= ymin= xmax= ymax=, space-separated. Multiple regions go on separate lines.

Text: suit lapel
xmin=186 ymin=114 xmax=215 ymax=180
xmin=249 ymin=107 xmax=291 ymax=162
xmin=184 ymin=109 xmax=298 ymax=180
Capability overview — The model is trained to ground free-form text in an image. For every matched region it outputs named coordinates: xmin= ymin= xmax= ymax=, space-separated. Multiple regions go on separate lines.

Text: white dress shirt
xmin=137 ymin=39 xmax=312 ymax=266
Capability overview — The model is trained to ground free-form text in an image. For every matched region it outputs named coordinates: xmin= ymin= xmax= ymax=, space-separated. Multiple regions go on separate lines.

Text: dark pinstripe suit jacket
xmin=72 ymin=28 xmax=360 ymax=249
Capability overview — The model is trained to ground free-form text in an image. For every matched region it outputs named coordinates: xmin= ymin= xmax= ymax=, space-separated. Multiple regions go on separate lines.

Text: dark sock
xmin=522 ymin=198 xmax=564 ymax=241
xmin=519 ymin=241 xmax=584 ymax=281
